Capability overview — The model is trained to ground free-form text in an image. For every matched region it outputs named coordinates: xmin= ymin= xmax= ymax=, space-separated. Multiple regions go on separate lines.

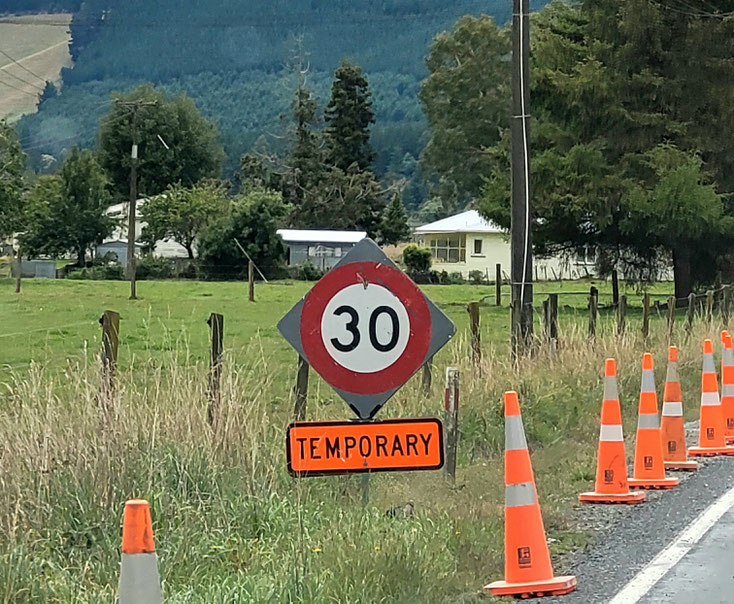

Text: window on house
xmin=429 ymin=235 xmax=466 ymax=263
xmin=473 ymin=239 xmax=483 ymax=255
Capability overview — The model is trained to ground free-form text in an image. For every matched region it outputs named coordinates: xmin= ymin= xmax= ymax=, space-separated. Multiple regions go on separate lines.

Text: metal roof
xmin=414 ymin=210 xmax=505 ymax=234
xmin=277 ymin=229 xmax=367 ymax=244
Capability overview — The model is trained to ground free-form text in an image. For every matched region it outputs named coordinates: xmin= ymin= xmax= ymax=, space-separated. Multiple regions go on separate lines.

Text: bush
xmin=468 ymin=270 xmax=485 ymax=285
xmin=291 ymin=261 xmax=325 ymax=281
xmin=136 ymin=254 xmax=174 ymax=280
xmin=447 ymin=271 xmax=464 ymax=284
xmin=402 ymin=244 xmax=432 ymax=274
xmin=67 ymin=264 xmax=124 ymax=280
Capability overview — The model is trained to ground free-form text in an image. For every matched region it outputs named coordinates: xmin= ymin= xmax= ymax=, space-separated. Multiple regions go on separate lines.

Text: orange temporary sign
xmin=286 ymin=418 xmax=444 ymax=477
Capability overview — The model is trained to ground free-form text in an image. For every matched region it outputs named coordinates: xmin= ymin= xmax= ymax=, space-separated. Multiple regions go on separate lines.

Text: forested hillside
xmin=16 ymin=0 xmax=547 ymax=205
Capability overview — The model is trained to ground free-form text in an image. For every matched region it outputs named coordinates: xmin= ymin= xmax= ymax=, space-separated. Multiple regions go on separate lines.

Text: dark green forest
xmin=15 ymin=0 xmax=547 ymax=207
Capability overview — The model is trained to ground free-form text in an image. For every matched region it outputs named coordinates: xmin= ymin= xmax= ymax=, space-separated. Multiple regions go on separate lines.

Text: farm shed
xmin=276 ymin=229 xmax=366 ymax=271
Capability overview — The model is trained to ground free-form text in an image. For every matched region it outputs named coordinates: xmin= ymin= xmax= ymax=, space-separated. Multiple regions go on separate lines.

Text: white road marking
xmin=609 ymin=481 xmax=734 ymax=603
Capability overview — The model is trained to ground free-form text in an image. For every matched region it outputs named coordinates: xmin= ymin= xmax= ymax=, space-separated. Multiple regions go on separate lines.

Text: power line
xmin=0 ymin=48 xmax=48 ymax=85
xmin=0 ymin=75 xmax=38 ymax=97
xmin=0 ymin=63 xmax=44 ymax=92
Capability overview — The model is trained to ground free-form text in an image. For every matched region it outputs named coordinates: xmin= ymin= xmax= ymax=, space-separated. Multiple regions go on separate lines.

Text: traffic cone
xmin=579 ymin=359 xmax=646 ymax=503
xmin=118 ymin=499 xmax=163 ymax=604
xmin=660 ymin=347 xmax=698 ymax=471
xmin=689 ymin=339 xmax=734 ymax=457
xmin=721 ymin=333 xmax=734 ymax=444
xmin=628 ymin=353 xmax=679 ymax=489
xmin=485 ymin=391 xmax=577 ymax=598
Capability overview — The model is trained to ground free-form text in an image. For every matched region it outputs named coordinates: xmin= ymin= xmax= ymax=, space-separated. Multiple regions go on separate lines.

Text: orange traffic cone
xmin=118 ymin=500 xmax=163 ymax=604
xmin=628 ymin=353 xmax=679 ymax=489
xmin=721 ymin=333 xmax=734 ymax=444
xmin=485 ymin=391 xmax=577 ymax=598
xmin=579 ymin=359 xmax=645 ymax=504
xmin=661 ymin=347 xmax=698 ymax=471
xmin=689 ymin=339 xmax=734 ymax=456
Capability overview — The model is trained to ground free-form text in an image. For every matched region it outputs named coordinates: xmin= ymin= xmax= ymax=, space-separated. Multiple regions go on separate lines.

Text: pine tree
xmin=378 ymin=193 xmax=410 ymax=245
xmin=324 ymin=59 xmax=376 ymax=172
xmin=289 ymin=85 xmax=323 ymax=206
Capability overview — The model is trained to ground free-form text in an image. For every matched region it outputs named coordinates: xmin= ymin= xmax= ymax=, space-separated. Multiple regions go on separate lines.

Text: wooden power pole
xmin=116 ymin=99 xmax=157 ymax=300
xmin=511 ymin=0 xmax=534 ymax=358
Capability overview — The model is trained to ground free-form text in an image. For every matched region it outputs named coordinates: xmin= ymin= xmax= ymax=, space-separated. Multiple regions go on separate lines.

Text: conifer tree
xmin=324 ymin=59 xmax=376 ymax=172
xmin=378 ymin=193 xmax=410 ymax=245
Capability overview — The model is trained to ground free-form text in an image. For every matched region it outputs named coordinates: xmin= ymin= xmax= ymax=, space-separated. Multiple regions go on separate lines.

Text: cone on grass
xmin=689 ymin=339 xmax=734 ymax=457
xmin=118 ymin=499 xmax=163 ymax=604
xmin=579 ymin=359 xmax=646 ymax=504
xmin=721 ymin=333 xmax=734 ymax=445
xmin=660 ymin=347 xmax=698 ymax=471
xmin=628 ymin=353 xmax=679 ymax=489
xmin=485 ymin=391 xmax=577 ymax=598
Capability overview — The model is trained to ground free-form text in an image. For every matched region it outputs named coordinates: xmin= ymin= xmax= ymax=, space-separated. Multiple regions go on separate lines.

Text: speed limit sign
xmin=278 ymin=238 xmax=455 ymax=419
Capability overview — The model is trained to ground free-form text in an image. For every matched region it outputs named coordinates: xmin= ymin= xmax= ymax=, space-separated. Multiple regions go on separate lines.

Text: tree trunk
xmin=673 ymin=244 xmax=693 ymax=299
xmin=77 ymin=244 xmax=86 ymax=267
xmin=185 ymin=243 xmax=194 ymax=259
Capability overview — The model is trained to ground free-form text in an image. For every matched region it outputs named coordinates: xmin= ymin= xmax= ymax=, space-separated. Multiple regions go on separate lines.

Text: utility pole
xmin=116 ymin=99 xmax=157 ymax=300
xmin=511 ymin=0 xmax=533 ymax=359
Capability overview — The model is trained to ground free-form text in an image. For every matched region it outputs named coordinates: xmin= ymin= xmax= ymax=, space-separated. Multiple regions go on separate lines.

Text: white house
xmin=414 ymin=210 xmax=596 ymax=280
xmin=98 ymin=199 xmax=192 ymax=262
xmin=277 ymin=229 xmax=366 ymax=271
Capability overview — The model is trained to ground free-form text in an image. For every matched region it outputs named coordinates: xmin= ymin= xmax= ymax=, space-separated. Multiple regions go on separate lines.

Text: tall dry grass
xmin=0 ymin=314 xmax=722 ymax=602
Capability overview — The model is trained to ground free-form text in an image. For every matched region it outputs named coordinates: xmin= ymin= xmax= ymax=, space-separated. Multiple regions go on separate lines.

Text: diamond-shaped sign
xmin=278 ymin=238 xmax=456 ymax=419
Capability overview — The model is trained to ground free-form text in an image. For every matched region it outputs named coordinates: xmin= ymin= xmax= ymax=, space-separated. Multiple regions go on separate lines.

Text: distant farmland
xmin=0 ymin=13 xmax=71 ymax=121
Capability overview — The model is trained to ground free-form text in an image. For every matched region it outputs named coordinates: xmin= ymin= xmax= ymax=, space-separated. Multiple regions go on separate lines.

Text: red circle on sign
xmin=300 ymin=261 xmax=431 ymax=394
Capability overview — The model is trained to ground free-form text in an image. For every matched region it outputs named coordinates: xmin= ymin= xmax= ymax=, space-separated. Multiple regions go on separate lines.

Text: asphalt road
xmin=547 ymin=455 xmax=734 ymax=604
xmin=639 ymin=506 xmax=734 ymax=603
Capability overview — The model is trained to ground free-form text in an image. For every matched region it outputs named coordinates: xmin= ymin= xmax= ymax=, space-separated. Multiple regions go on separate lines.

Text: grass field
xmin=0 ymin=277 xmax=720 ymax=602
xmin=0 ymin=14 xmax=71 ymax=121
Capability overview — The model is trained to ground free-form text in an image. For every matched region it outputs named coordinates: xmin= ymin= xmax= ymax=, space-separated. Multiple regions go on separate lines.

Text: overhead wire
xmin=0 ymin=48 xmax=48 ymax=85
xmin=0 ymin=64 xmax=44 ymax=92
xmin=0 ymin=76 xmax=38 ymax=97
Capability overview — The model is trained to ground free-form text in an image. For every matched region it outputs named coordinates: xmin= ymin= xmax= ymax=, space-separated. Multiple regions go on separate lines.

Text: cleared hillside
xmin=0 ymin=13 xmax=71 ymax=121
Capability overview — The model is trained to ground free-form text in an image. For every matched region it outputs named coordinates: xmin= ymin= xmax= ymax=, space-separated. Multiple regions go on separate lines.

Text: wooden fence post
xmin=444 ymin=367 xmax=459 ymax=483
xmin=293 ymin=355 xmax=309 ymax=421
xmin=706 ymin=290 xmax=714 ymax=324
xmin=686 ymin=292 xmax=696 ymax=336
xmin=99 ymin=310 xmax=120 ymax=419
xmin=588 ymin=286 xmax=598 ymax=339
xmin=467 ymin=302 xmax=481 ymax=365
xmin=611 ymin=269 xmax=619 ymax=307
xmin=617 ymin=295 xmax=627 ymax=336
xmin=724 ymin=287 xmax=730 ymax=327
xmin=14 ymin=249 xmax=22 ymax=294
xmin=421 ymin=356 xmax=433 ymax=397
xmin=495 ymin=263 xmax=502 ymax=306
xmin=667 ymin=296 xmax=676 ymax=343
xmin=642 ymin=292 xmax=651 ymax=339
xmin=207 ymin=313 xmax=224 ymax=427
xmin=248 ymin=261 xmax=255 ymax=302
xmin=549 ymin=293 xmax=559 ymax=347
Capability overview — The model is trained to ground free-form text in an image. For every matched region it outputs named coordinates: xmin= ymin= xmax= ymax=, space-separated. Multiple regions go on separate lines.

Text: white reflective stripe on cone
xmin=723 ymin=384 xmax=734 ymax=397
xmin=505 ymin=415 xmax=528 ymax=451
xmin=701 ymin=391 xmax=720 ymax=407
xmin=604 ymin=376 xmax=619 ymax=402
xmin=506 ymin=482 xmax=537 ymax=507
xmin=600 ymin=424 xmax=624 ymax=442
xmin=641 ymin=370 xmax=656 ymax=393
xmin=662 ymin=402 xmax=683 ymax=417
xmin=119 ymin=553 xmax=163 ymax=604
xmin=665 ymin=363 xmax=680 ymax=384
xmin=637 ymin=413 xmax=660 ymax=429
xmin=703 ymin=354 xmax=716 ymax=373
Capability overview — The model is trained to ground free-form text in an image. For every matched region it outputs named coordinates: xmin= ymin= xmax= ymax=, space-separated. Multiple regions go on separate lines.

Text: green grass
xmin=2 ymin=276 xmax=722 ymax=602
